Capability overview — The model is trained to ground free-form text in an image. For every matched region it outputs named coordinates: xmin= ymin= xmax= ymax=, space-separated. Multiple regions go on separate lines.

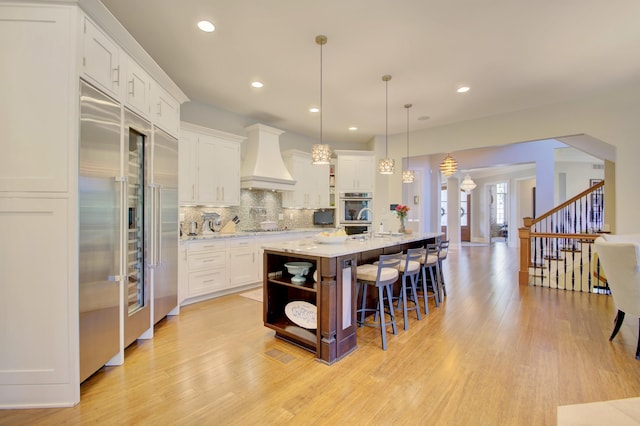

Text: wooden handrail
xmin=528 ymin=180 xmax=604 ymax=227
xmin=518 ymin=181 xmax=604 ymax=284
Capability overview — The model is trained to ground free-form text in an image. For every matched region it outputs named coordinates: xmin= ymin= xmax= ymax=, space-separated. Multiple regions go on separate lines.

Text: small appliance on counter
xmin=202 ymin=212 xmax=221 ymax=235
xmin=188 ymin=221 xmax=198 ymax=236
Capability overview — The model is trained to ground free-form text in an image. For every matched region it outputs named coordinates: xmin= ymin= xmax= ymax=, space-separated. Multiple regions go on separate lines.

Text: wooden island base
xmin=262 ymin=233 xmax=441 ymax=364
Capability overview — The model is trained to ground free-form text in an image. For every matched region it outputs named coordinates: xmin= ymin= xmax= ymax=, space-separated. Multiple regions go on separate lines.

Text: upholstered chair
xmin=594 ymin=234 xmax=640 ymax=360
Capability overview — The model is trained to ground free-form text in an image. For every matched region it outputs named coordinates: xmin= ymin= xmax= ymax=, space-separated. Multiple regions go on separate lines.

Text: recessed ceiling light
xmin=349 ymin=126 xmax=358 ymax=131
xmin=418 ymin=116 xmax=430 ymax=121
xmin=457 ymin=85 xmax=470 ymax=93
xmin=251 ymin=81 xmax=263 ymax=88
xmin=309 ymin=107 xmax=319 ymax=113
xmin=197 ymin=20 xmax=215 ymax=33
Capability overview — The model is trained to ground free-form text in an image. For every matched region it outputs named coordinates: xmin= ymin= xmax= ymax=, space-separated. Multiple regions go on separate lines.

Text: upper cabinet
xmin=282 ymin=150 xmax=330 ymax=209
xmin=81 ymin=14 xmax=182 ymax=138
xmin=81 ymin=17 xmax=121 ymax=98
xmin=180 ymin=122 xmax=245 ymax=206
xmin=153 ymin=83 xmax=180 ymax=137
xmin=124 ymin=57 xmax=152 ymax=118
xmin=334 ymin=150 xmax=375 ymax=192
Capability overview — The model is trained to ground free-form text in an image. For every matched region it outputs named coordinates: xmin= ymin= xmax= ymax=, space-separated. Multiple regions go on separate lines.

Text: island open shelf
xmin=262 ymin=232 xmax=442 ymax=364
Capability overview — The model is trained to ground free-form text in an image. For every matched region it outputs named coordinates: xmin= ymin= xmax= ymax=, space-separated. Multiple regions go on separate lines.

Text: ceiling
xmin=101 ymin=0 xmax=640 ymax=146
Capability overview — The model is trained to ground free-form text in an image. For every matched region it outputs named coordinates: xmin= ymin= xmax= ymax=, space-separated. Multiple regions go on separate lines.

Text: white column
xmin=447 ymin=176 xmax=461 ymax=248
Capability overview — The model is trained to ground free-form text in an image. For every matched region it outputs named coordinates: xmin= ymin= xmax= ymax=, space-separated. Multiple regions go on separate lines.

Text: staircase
xmin=518 ymin=180 xmax=609 ymax=292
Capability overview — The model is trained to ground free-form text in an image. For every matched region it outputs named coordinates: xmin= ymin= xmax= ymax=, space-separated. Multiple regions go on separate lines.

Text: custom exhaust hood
xmin=240 ymin=123 xmax=296 ymax=191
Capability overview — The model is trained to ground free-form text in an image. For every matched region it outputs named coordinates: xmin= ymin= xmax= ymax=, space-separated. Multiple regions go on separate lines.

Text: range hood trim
xmin=240 ymin=123 xmax=296 ymax=191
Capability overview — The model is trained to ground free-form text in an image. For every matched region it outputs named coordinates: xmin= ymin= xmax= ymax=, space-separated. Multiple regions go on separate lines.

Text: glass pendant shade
xmin=440 ymin=154 xmax=458 ymax=176
xmin=460 ymin=174 xmax=477 ymax=193
xmin=379 ymin=158 xmax=395 ymax=174
xmin=311 ymin=143 xmax=331 ymax=165
xmin=402 ymin=169 xmax=415 ymax=183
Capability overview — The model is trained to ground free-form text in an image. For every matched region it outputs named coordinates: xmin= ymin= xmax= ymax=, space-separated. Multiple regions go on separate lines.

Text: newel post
xmin=518 ymin=217 xmax=533 ymax=285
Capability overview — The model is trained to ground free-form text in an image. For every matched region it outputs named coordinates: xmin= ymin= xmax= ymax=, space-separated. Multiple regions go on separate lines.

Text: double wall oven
xmin=339 ymin=192 xmax=373 ymax=235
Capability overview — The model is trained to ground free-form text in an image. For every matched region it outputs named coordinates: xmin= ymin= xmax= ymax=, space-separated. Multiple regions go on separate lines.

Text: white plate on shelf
xmin=284 ymin=301 xmax=317 ymax=329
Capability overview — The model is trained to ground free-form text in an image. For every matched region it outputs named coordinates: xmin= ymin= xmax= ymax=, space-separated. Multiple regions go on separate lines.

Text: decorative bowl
xmin=284 ymin=261 xmax=313 ymax=283
xmin=314 ymin=235 xmax=348 ymax=244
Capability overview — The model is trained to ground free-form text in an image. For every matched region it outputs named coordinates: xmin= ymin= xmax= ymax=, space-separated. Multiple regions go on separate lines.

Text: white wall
xmin=385 ymin=83 xmax=640 ymax=234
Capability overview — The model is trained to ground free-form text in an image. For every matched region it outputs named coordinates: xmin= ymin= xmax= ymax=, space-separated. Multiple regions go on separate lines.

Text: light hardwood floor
xmin=3 ymin=243 xmax=640 ymax=425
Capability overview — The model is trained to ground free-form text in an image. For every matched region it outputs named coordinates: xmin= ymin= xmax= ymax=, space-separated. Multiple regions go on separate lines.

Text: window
xmin=495 ymin=183 xmax=507 ymax=225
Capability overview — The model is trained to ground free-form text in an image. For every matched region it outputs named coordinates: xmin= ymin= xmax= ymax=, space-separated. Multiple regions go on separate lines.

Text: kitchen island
xmin=261 ymin=232 xmax=442 ymax=364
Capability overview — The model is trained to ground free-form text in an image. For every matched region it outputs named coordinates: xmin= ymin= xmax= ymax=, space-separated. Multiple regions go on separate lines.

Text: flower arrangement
xmin=395 ymin=204 xmax=410 ymax=219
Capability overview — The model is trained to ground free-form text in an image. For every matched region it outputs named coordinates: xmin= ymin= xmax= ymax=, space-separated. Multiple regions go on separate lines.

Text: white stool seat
xmin=357 ymin=264 xmax=398 ymax=283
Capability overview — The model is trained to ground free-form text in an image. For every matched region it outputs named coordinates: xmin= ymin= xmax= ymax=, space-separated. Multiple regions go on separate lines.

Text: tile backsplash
xmin=180 ymin=189 xmax=322 ymax=235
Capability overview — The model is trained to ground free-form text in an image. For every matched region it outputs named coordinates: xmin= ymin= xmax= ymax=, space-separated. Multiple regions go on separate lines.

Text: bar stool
xmin=356 ymin=252 xmax=402 ymax=350
xmin=419 ymin=243 xmax=441 ymax=314
xmin=395 ymin=248 xmax=423 ymax=330
xmin=438 ymin=240 xmax=450 ymax=297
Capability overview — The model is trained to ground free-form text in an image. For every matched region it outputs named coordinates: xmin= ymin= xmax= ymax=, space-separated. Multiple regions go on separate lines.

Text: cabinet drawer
xmin=188 ymin=250 xmax=226 ymax=270
xmin=228 ymin=237 xmax=255 ymax=249
xmin=188 ymin=240 xmax=227 ymax=253
xmin=188 ymin=268 xmax=227 ymax=297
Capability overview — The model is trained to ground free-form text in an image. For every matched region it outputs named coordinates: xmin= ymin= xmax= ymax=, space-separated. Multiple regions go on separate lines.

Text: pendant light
xmin=460 ymin=174 xmax=477 ymax=193
xmin=439 ymin=154 xmax=458 ymax=176
xmin=402 ymin=103 xmax=415 ymax=183
xmin=311 ymin=35 xmax=331 ymax=165
xmin=378 ymin=74 xmax=395 ymax=174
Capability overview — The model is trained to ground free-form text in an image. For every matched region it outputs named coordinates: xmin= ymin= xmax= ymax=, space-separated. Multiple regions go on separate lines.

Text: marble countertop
xmin=180 ymin=228 xmax=325 ymax=242
xmin=261 ymin=232 xmax=442 ymax=258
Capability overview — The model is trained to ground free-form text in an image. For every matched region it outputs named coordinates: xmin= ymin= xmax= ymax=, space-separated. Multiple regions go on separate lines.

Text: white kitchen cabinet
xmin=0 ymin=1 xmax=188 ymax=408
xmin=228 ymin=237 xmax=259 ymax=286
xmin=186 ymin=240 xmax=228 ymax=298
xmin=124 ymin=57 xmax=152 ymax=118
xmin=180 ymin=122 xmax=245 ymax=207
xmin=335 ymin=150 xmax=375 ymax=192
xmin=179 ymin=129 xmax=198 ymax=204
xmin=282 ymin=150 xmax=329 ymax=208
xmin=81 ymin=16 xmax=121 ymax=98
xmin=178 ymin=244 xmax=188 ymax=305
xmin=152 ymin=82 xmax=180 ymax=138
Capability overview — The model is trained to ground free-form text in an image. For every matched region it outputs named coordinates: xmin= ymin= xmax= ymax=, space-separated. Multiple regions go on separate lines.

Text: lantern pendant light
xmin=402 ymin=103 xmax=415 ymax=183
xmin=439 ymin=153 xmax=458 ymax=176
xmin=311 ymin=35 xmax=331 ymax=165
xmin=378 ymin=74 xmax=395 ymax=174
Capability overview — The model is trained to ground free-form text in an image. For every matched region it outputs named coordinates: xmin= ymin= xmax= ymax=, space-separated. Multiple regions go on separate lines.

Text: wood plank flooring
xmin=3 ymin=242 xmax=640 ymax=425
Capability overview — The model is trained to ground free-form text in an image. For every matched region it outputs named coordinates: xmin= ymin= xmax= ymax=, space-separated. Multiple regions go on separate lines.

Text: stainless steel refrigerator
xmin=79 ymin=80 xmax=178 ymax=383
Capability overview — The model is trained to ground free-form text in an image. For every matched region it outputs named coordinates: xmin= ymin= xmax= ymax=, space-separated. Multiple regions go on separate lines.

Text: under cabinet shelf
xmin=266 ymin=277 xmax=317 ymax=292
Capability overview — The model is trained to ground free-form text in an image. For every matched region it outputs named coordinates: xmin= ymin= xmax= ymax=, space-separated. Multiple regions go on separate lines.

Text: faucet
xmin=357 ymin=208 xmax=374 ymax=237
xmin=357 ymin=207 xmax=373 ymax=221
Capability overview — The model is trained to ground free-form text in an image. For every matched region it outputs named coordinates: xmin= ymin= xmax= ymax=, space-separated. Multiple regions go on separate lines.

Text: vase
xmin=399 ymin=217 xmax=406 ymax=233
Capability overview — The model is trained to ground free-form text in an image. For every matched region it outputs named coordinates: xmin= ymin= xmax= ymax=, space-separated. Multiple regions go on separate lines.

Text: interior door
xmin=461 ymin=191 xmax=471 ymax=242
